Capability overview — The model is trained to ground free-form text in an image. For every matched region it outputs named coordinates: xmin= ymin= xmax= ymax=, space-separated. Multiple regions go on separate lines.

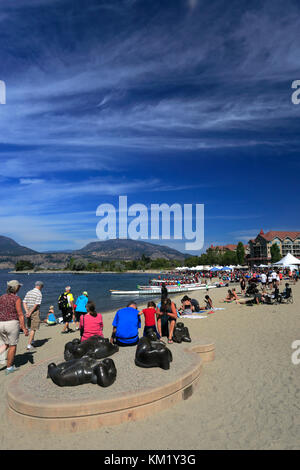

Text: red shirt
xmin=142 ymin=307 xmax=157 ymax=327
xmin=0 ymin=294 xmax=19 ymax=322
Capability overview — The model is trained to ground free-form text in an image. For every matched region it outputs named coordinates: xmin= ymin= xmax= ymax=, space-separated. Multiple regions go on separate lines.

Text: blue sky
xmin=0 ymin=0 xmax=299 ymax=254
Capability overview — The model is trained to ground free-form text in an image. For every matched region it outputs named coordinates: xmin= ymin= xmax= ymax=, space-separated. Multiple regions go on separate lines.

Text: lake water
xmin=0 ymin=271 xmax=163 ymax=320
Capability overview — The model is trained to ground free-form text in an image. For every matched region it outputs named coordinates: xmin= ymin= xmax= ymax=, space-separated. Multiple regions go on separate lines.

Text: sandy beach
xmin=0 ymin=281 xmax=299 ymax=450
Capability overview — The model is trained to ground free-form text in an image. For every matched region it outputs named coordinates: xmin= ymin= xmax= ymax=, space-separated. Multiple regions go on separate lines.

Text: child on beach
xmin=223 ymin=289 xmax=239 ymax=303
xmin=43 ymin=305 xmax=57 ymax=326
xmin=203 ymin=295 xmax=213 ymax=310
xmin=139 ymin=301 xmax=161 ymax=340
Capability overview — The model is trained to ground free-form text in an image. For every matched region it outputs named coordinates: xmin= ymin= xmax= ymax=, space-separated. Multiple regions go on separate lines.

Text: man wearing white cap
xmin=74 ymin=291 xmax=88 ymax=331
xmin=59 ymin=286 xmax=75 ymax=334
xmin=23 ymin=281 xmax=44 ymax=351
xmin=0 ymin=280 xmax=29 ymax=374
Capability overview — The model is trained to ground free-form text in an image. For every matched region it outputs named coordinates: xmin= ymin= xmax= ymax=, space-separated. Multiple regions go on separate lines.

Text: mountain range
xmin=0 ymin=236 xmax=37 ymax=256
xmin=0 ymin=236 xmax=188 ymax=270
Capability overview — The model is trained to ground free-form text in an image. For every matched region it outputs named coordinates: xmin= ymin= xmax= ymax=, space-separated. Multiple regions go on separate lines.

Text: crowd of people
xmin=0 ymin=279 xmax=217 ymax=375
xmin=0 ymin=268 xmax=296 ymax=375
xmin=170 ymin=267 xmax=299 ymax=285
xmin=220 ymin=268 xmax=294 ymax=306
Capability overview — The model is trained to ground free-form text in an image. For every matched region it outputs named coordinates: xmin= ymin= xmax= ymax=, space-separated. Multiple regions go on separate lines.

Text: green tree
xmin=73 ymin=259 xmax=87 ymax=271
xmin=86 ymin=262 xmax=101 ymax=272
xmin=15 ymin=260 xmax=34 ymax=271
xmin=141 ymin=254 xmax=151 ymax=264
xmin=198 ymin=253 xmax=209 ymax=265
xmin=185 ymin=256 xmax=200 ymax=267
xmin=221 ymin=250 xmax=238 ymax=266
xmin=150 ymin=258 xmax=169 ymax=269
xmin=236 ymin=242 xmax=245 ymax=265
xmin=66 ymin=257 xmax=75 ymax=270
xmin=270 ymin=243 xmax=281 ymax=263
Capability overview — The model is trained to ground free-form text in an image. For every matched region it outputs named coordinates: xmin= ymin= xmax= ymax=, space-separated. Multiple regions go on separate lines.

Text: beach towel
xmin=179 ymin=314 xmax=208 ymax=319
xmin=181 ymin=309 xmax=207 ymax=315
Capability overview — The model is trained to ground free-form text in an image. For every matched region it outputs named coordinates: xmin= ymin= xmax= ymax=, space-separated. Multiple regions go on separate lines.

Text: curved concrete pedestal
xmin=190 ymin=340 xmax=215 ymax=363
xmin=7 ymin=340 xmax=215 ymax=433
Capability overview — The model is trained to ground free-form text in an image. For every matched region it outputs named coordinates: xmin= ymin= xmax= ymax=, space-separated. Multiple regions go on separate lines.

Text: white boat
xmin=137 ymin=282 xmax=206 ymax=290
xmin=110 ymin=285 xmax=216 ymax=296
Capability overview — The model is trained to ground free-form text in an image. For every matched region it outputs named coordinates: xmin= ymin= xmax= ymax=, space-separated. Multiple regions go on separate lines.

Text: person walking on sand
xmin=240 ymin=276 xmax=246 ymax=295
xmin=0 ymin=280 xmax=29 ymax=374
xmin=75 ymin=291 xmax=88 ymax=331
xmin=23 ymin=281 xmax=44 ymax=351
xmin=59 ymin=286 xmax=75 ymax=334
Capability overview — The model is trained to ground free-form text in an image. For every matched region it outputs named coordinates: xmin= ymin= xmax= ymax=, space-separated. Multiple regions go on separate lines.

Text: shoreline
xmin=8 ymin=269 xmax=165 ymax=274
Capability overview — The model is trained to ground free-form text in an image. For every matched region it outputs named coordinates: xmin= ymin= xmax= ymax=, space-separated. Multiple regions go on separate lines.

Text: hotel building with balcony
xmin=248 ymin=230 xmax=300 ymax=265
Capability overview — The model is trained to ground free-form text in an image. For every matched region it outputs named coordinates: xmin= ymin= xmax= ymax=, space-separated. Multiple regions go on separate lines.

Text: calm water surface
xmin=0 ymin=271 xmax=163 ymax=319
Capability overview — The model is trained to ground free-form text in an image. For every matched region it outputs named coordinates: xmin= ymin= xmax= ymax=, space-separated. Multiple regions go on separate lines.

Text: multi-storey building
xmin=248 ymin=230 xmax=300 ymax=265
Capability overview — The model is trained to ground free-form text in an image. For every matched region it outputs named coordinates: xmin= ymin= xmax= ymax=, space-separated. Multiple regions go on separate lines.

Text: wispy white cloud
xmin=1 ymin=1 xmax=299 ymax=158
xmin=19 ymin=178 xmax=45 ymax=185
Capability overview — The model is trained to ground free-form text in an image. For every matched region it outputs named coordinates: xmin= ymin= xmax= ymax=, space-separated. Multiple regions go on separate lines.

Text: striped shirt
xmin=23 ymin=288 xmax=42 ymax=310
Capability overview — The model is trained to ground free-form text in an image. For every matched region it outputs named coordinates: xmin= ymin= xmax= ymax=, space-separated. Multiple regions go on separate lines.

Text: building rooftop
xmin=210 ymin=244 xmax=248 ymax=251
xmin=258 ymin=231 xmax=300 ymax=242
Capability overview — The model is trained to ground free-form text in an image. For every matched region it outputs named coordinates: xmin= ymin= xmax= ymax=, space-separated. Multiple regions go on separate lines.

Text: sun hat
xmin=7 ymin=280 xmax=23 ymax=288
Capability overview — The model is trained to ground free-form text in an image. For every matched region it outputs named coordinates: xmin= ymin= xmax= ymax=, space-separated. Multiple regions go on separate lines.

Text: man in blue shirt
xmin=110 ymin=301 xmax=141 ymax=347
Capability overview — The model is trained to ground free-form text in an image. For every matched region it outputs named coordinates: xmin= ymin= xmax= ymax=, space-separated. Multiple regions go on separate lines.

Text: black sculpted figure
xmin=47 ymin=356 xmax=117 ymax=387
xmin=64 ymin=335 xmax=119 ymax=361
xmin=135 ymin=336 xmax=173 ymax=370
xmin=172 ymin=322 xmax=191 ymax=343
xmin=144 ymin=327 xmax=159 ymax=342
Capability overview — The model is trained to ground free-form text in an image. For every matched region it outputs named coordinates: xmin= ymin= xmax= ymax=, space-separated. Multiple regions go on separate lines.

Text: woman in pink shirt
xmin=79 ymin=301 xmax=103 ymax=342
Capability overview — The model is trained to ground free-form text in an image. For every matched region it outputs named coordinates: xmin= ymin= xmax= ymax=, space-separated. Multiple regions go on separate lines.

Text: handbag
xmin=80 ymin=314 xmax=85 ymax=339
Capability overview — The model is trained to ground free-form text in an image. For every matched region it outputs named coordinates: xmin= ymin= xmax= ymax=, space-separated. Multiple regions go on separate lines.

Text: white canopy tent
xmin=273 ymin=252 xmax=300 ymax=269
xmin=175 ymin=266 xmax=206 ymax=271
xmin=219 ymin=266 xmax=233 ymax=271
xmin=188 ymin=265 xmax=208 ymax=271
